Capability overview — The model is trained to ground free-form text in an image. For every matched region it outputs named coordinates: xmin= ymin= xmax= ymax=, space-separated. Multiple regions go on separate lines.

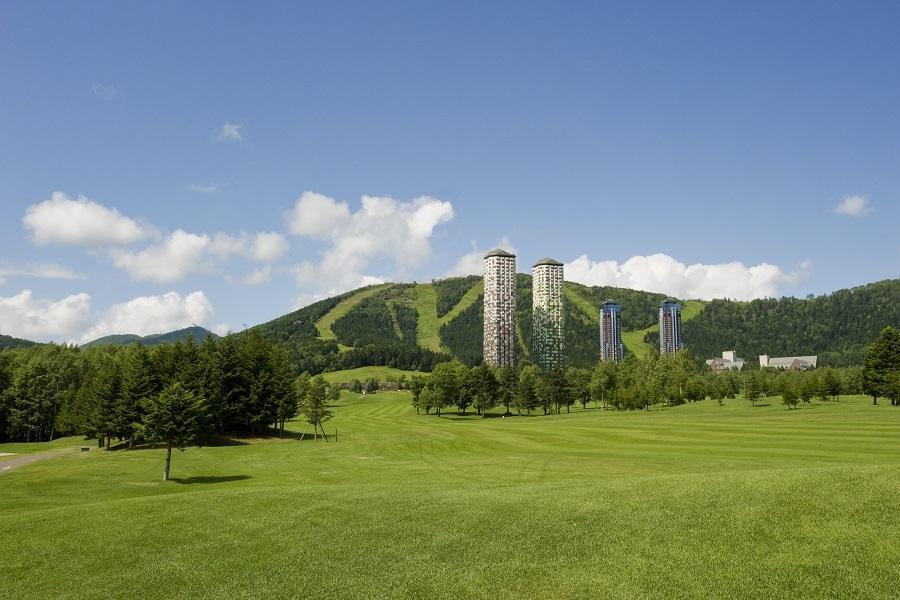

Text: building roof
xmin=484 ymin=249 xmax=516 ymax=259
xmin=601 ymin=299 xmax=620 ymax=307
xmin=766 ymin=356 xmax=818 ymax=369
xmin=533 ymin=257 xmax=563 ymax=267
xmin=660 ymin=297 xmax=680 ymax=306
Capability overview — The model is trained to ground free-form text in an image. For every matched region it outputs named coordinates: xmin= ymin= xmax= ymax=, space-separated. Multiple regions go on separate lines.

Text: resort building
xmin=659 ymin=298 xmax=683 ymax=354
xmin=483 ymin=249 xmax=517 ymax=368
xmin=599 ymin=299 xmax=624 ymax=362
xmin=759 ymin=354 xmax=818 ymax=370
xmin=706 ymin=350 xmax=746 ymax=373
xmin=532 ymin=258 xmax=564 ymax=371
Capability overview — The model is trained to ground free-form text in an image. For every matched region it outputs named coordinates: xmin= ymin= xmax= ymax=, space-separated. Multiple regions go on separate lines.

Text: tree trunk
xmin=163 ymin=444 xmax=172 ymax=481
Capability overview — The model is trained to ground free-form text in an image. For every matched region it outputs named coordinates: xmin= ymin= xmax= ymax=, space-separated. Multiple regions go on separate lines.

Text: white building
xmin=532 ymin=257 xmax=564 ymax=371
xmin=706 ymin=350 xmax=746 ymax=373
xmin=759 ymin=354 xmax=818 ymax=370
xmin=483 ymin=249 xmax=517 ymax=368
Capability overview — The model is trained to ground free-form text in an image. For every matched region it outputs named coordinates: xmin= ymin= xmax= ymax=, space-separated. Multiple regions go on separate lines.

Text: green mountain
xmin=249 ymin=276 xmax=900 ymax=372
xmin=0 ymin=334 xmax=40 ymax=350
xmin=82 ymin=326 xmax=218 ymax=348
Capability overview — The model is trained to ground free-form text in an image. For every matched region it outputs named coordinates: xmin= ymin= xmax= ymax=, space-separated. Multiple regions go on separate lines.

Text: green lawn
xmin=415 ymin=280 xmax=484 ymax=352
xmin=314 ymin=284 xmax=391 ymax=341
xmin=622 ymin=299 xmax=706 ymax=359
xmin=3 ymin=394 xmax=900 ymax=599
xmin=320 ymin=366 xmax=425 ymax=384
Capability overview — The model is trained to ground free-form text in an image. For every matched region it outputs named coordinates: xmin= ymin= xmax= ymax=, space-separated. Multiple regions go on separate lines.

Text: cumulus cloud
xmin=0 ymin=290 xmax=93 ymax=342
xmin=445 ymin=238 xmax=517 ymax=277
xmin=0 ymin=289 xmax=217 ymax=344
xmin=285 ymin=191 xmax=454 ymax=294
xmin=23 ymin=192 xmax=151 ymax=247
xmin=216 ymin=122 xmax=243 ymax=142
xmin=250 ymin=232 xmax=289 ymax=262
xmin=564 ymin=253 xmax=807 ymax=300
xmin=105 ymin=229 xmax=288 ymax=283
xmin=0 ymin=262 xmax=83 ymax=285
xmin=81 ymin=291 xmax=214 ymax=343
xmin=111 ymin=229 xmax=213 ymax=283
xmin=834 ymin=194 xmax=872 ymax=217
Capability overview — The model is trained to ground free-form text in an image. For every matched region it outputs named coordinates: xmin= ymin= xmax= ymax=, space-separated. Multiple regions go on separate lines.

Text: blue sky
xmin=1 ymin=1 xmax=898 ymax=342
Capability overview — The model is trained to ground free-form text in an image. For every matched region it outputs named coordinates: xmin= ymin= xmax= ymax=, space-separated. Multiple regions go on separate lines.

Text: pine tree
xmin=138 ymin=382 xmax=205 ymax=481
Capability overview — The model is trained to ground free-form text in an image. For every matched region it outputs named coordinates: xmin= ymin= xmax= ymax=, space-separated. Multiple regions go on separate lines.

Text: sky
xmin=1 ymin=1 xmax=898 ymax=343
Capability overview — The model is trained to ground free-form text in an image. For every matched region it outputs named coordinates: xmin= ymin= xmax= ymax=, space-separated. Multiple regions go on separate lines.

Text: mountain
xmin=0 ymin=334 xmax=40 ymax=350
xmin=82 ymin=326 xmax=218 ymax=348
xmin=248 ymin=276 xmax=900 ymax=371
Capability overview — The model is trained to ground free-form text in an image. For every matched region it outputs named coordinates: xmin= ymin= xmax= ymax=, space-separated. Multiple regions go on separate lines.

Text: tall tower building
xmin=659 ymin=298 xmax=683 ymax=354
xmin=483 ymin=249 xmax=517 ymax=368
xmin=532 ymin=258 xmax=564 ymax=371
xmin=599 ymin=300 xmax=624 ymax=362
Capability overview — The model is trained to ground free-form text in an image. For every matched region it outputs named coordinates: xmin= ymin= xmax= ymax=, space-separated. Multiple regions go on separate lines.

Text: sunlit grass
xmin=3 ymin=393 xmax=899 ymax=599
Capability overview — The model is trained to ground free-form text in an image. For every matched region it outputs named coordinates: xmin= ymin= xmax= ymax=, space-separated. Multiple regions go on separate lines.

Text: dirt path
xmin=0 ymin=449 xmax=71 ymax=474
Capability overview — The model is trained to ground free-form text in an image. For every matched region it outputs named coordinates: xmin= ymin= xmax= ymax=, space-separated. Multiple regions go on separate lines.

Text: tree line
xmin=0 ymin=332 xmax=340 ymax=447
xmin=406 ymin=350 xmax=873 ymax=417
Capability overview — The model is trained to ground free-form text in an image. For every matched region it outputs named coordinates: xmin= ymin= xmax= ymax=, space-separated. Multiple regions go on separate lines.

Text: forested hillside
xmin=83 ymin=326 xmax=218 ymax=348
xmin=683 ymin=279 xmax=900 ymax=366
xmin=0 ymin=334 xmax=39 ymax=350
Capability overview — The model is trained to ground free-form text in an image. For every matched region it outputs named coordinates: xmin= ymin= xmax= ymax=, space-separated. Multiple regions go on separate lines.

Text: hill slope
xmin=82 ymin=326 xmax=218 ymax=348
xmin=249 ymin=276 xmax=900 ymax=371
xmin=0 ymin=334 xmax=40 ymax=350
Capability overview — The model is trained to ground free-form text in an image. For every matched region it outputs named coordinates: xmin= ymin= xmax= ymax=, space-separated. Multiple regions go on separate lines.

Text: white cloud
xmin=91 ymin=83 xmax=117 ymax=103
xmin=834 ymin=195 xmax=872 ymax=217
xmin=0 ymin=262 xmax=83 ymax=285
xmin=186 ymin=182 xmax=219 ymax=193
xmin=23 ymin=192 xmax=151 ymax=247
xmin=81 ymin=291 xmax=214 ymax=343
xmin=110 ymin=230 xmax=289 ymax=283
xmin=111 ymin=229 xmax=213 ymax=283
xmin=251 ymin=232 xmax=289 ymax=262
xmin=216 ymin=122 xmax=243 ymax=142
xmin=445 ymin=237 xmax=517 ymax=277
xmin=285 ymin=191 xmax=351 ymax=237
xmin=212 ymin=323 xmax=232 ymax=336
xmin=286 ymin=191 xmax=454 ymax=294
xmin=0 ymin=290 xmax=93 ymax=342
xmin=564 ymin=253 xmax=807 ymax=301
xmin=237 ymin=265 xmax=272 ymax=286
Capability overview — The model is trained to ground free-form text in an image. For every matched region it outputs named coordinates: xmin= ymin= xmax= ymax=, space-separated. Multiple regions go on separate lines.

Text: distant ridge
xmin=82 ymin=326 xmax=218 ymax=348
xmin=0 ymin=333 xmax=40 ymax=350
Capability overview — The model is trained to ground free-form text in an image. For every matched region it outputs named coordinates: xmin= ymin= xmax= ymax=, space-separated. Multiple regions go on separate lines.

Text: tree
xmin=300 ymin=376 xmax=333 ymax=440
xmin=778 ymin=375 xmax=799 ymax=409
xmin=568 ymin=367 xmax=592 ymax=409
xmin=138 ymin=383 xmax=205 ymax=481
xmin=862 ymin=327 xmax=900 ymax=405
xmin=470 ymin=365 xmax=499 ymax=416
xmin=495 ymin=367 xmax=518 ymax=415
xmin=590 ymin=361 xmax=617 ymax=409
xmin=364 ymin=378 xmax=379 ymax=394
xmin=798 ymin=372 xmax=817 ymax=405
xmin=515 ymin=365 xmax=541 ymax=415
xmin=744 ymin=371 xmax=761 ymax=407
xmin=819 ymin=367 xmax=842 ymax=402
xmin=429 ymin=361 xmax=463 ymax=417
xmin=409 ymin=375 xmax=427 ymax=414
xmin=543 ymin=368 xmax=571 ymax=414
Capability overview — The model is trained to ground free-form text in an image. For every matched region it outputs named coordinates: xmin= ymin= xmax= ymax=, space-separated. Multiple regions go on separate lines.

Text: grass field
xmin=3 ymin=392 xmax=900 ymax=599
xmin=415 ymin=281 xmax=484 ymax=352
xmin=621 ymin=299 xmax=706 ymax=359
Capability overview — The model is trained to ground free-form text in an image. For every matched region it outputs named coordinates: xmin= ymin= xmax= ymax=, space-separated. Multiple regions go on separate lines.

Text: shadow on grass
xmin=169 ymin=475 xmax=252 ymax=485
xmin=107 ymin=436 xmax=250 ymax=451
